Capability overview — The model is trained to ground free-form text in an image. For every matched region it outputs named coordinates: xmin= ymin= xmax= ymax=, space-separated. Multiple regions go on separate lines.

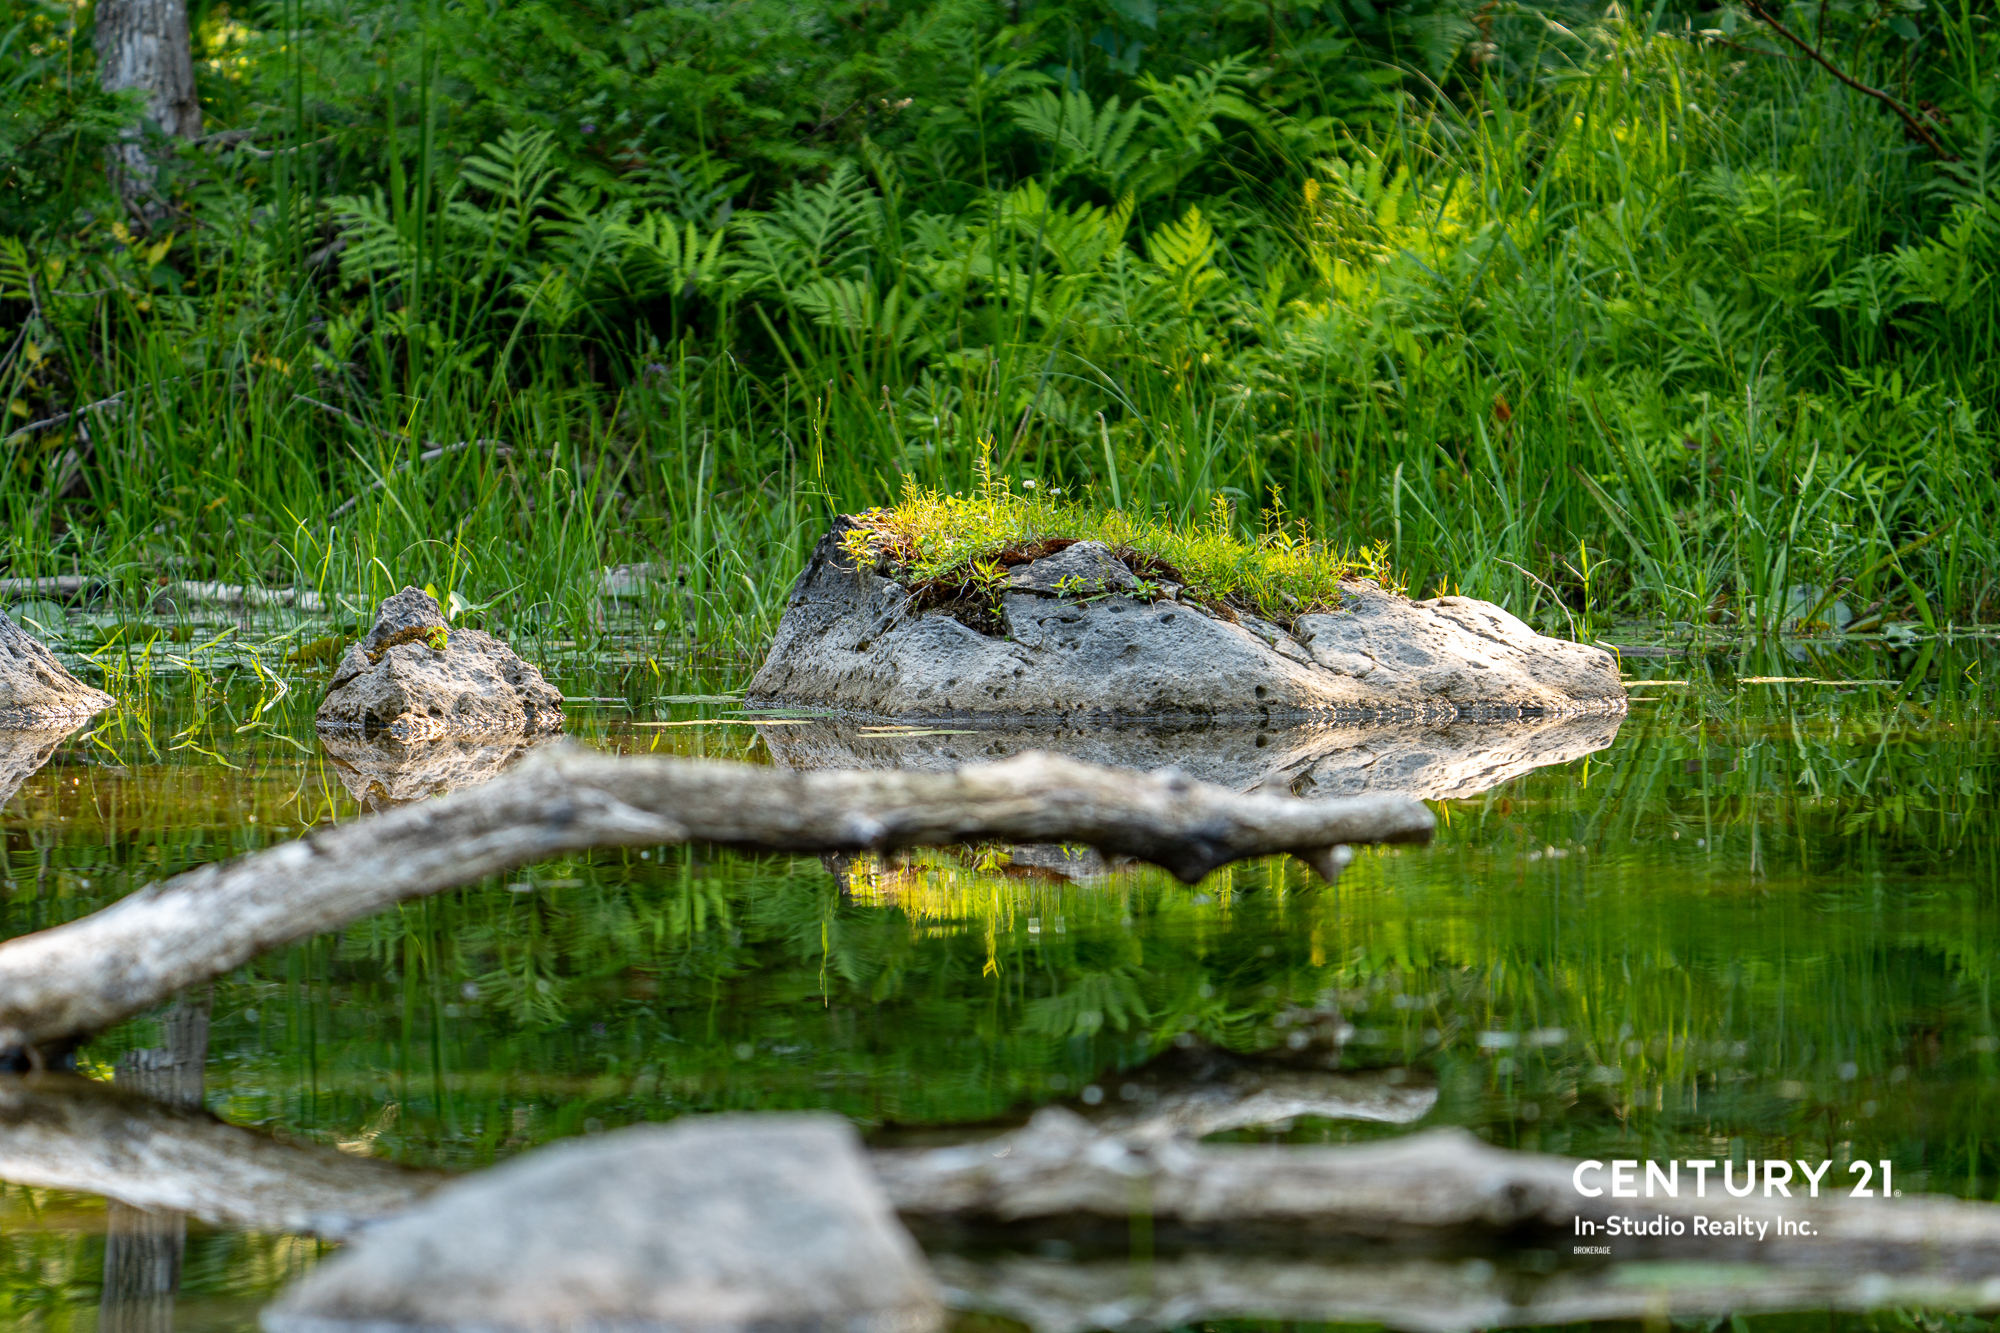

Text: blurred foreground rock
xmin=263 ymin=1114 xmax=942 ymax=1333
xmin=750 ymin=524 xmax=1628 ymax=721
xmin=0 ymin=610 xmax=114 ymax=727
xmin=316 ymin=587 xmax=562 ymax=738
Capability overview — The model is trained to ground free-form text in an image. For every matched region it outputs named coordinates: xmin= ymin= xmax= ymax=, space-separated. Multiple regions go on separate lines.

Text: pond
xmin=0 ymin=624 xmax=1995 ymax=1331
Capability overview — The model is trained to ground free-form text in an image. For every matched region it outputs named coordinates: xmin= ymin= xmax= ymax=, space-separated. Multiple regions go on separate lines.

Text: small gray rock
xmin=261 ymin=1114 xmax=944 ymax=1333
xmin=0 ymin=609 xmax=115 ymax=727
xmin=359 ymin=586 xmax=449 ymax=656
xmin=317 ymin=588 xmax=563 ymax=738
xmin=747 ymin=522 xmax=1626 ymax=722
xmin=1005 ymin=541 xmax=1136 ymax=595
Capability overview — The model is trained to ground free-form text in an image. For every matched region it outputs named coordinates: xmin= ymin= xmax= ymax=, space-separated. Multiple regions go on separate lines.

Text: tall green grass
xmin=2 ymin=0 xmax=1996 ymax=658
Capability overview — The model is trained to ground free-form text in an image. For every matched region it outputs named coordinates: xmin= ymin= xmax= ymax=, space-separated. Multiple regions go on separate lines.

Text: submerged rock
xmin=321 ymin=731 xmax=561 ymax=811
xmin=0 ymin=610 xmax=114 ymax=727
xmin=749 ymin=522 xmax=1626 ymax=721
xmin=316 ymin=588 xmax=563 ymax=738
xmin=262 ymin=1114 xmax=942 ymax=1333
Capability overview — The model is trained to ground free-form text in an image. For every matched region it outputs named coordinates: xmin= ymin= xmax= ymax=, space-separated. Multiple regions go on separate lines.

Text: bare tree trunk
xmin=101 ymin=990 xmax=211 ymax=1333
xmin=0 ymin=747 xmax=1433 ymax=1055
xmin=96 ymin=0 xmax=202 ymax=219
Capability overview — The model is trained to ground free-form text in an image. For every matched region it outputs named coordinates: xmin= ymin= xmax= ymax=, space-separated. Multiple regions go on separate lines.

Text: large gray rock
xmin=760 ymin=712 xmax=1623 ymax=803
xmin=0 ymin=610 xmax=114 ymax=727
xmin=316 ymin=588 xmax=563 ymax=738
xmin=748 ymin=524 xmax=1625 ymax=722
xmin=262 ymin=1114 xmax=942 ymax=1333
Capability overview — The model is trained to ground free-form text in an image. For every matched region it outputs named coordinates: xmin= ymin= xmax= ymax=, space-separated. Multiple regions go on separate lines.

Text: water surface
xmin=0 ymin=630 xmax=1995 ymax=1329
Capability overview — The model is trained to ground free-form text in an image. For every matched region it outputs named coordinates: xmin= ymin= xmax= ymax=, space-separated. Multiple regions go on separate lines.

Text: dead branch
xmin=0 ymin=746 xmax=1432 ymax=1051
xmin=1739 ymin=1 xmax=1953 ymax=159
xmin=329 ymin=439 xmax=515 ymax=520
xmin=296 ymin=395 xmax=516 ymax=519
xmin=3 ymin=393 xmax=129 ymax=445
xmin=0 ymin=1073 xmax=441 ymax=1237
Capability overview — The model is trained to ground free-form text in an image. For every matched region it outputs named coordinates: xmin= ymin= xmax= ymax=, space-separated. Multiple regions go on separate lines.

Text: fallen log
xmin=0 ymin=1072 xmax=441 ymax=1237
xmin=0 ymin=745 xmax=1433 ymax=1051
xmin=153 ymin=580 xmax=326 ymax=613
xmin=878 ymin=1108 xmax=2000 ymax=1275
xmin=0 ymin=575 xmax=102 ymax=601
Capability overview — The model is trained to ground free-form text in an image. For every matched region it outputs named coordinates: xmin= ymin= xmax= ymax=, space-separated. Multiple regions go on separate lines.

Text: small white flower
xmin=1023 ymin=478 xmax=1038 ymax=489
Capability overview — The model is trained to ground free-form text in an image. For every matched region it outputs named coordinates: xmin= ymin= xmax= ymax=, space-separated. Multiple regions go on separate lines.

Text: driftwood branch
xmin=1739 ymin=0 xmax=1953 ymax=160
xmin=0 ymin=1073 xmax=441 ymax=1237
xmin=0 ymin=746 xmax=1432 ymax=1051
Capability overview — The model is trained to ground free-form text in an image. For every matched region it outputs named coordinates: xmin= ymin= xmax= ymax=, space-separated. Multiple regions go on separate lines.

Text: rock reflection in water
xmin=101 ymin=992 xmax=209 ymax=1333
xmin=774 ymin=713 xmax=1619 ymax=883
xmin=321 ymin=731 xmax=561 ymax=810
xmin=0 ymin=722 xmax=91 ymax=809
xmin=761 ymin=712 xmax=1623 ymax=803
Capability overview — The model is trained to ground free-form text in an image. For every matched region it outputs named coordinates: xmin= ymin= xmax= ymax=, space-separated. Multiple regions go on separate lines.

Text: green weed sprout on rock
xmin=839 ymin=461 xmax=1400 ymax=626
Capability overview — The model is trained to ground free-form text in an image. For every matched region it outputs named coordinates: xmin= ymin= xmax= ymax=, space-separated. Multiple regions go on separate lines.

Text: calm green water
xmin=0 ymin=633 xmax=1996 ymax=1329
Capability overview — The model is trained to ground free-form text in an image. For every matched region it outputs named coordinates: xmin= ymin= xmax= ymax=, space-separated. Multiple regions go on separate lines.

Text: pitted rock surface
xmin=262 ymin=1115 xmax=942 ymax=1333
xmin=1005 ymin=540 xmax=1136 ymax=594
xmin=317 ymin=588 xmax=563 ymax=737
xmin=0 ymin=610 xmax=115 ymax=727
xmin=748 ymin=522 xmax=1626 ymax=721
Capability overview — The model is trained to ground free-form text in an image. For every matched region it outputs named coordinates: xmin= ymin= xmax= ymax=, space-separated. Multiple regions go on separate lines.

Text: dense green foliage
xmin=2 ymin=0 xmax=1996 ymax=650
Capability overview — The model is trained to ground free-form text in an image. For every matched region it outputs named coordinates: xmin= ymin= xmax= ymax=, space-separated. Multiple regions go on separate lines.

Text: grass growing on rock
xmin=840 ymin=466 xmax=1401 ymax=626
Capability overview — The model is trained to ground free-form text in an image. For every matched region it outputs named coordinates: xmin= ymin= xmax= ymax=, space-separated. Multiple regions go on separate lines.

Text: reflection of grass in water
xmin=0 ymin=1183 xmax=332 ymax=1319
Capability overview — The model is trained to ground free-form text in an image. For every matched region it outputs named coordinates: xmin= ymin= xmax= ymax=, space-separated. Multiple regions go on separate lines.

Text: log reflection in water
xmin=933 ymin=1250 xmax=2000 ymax=1333
xmin=101 ymin=989 xmax=210 ymax=1332
xmin=0 ymin=1072 xmax=443 ymax=1237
